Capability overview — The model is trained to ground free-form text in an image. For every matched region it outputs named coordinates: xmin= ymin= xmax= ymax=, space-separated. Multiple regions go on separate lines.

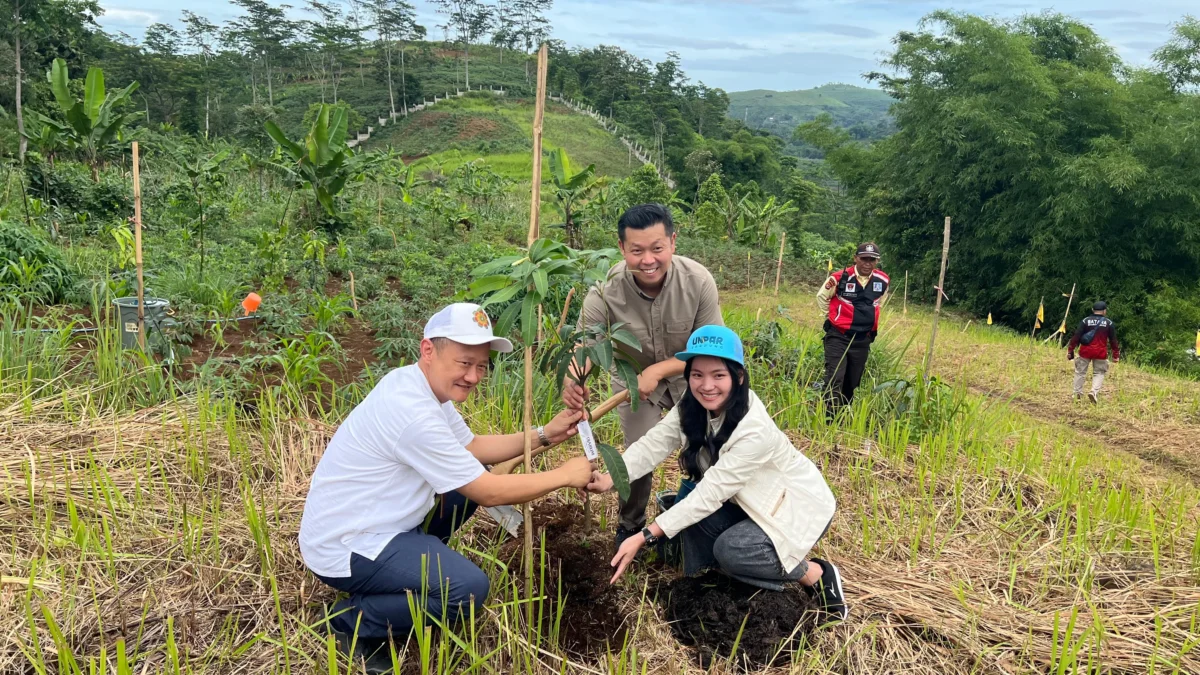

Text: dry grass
xmin=3 ymin=292 xmax=1200 ymax=673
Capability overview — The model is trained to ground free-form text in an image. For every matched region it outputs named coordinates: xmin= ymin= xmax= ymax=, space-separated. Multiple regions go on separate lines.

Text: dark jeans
xmin=679 ymin=498 xmax=816 ymax=592
xmin=313 ymin=491 xmax=487 ymax=640
xmin=824 ymin=330 xmax=872 ymax=415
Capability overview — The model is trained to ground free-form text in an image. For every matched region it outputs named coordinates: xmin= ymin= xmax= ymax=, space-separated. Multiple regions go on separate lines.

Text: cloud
xmin=1121 ymin=40 xmax=1164 ymax=51
xmin=607 ymin=32 xmax=755 ymax=51
xmin=688 ymin=50 xmax=876 ymax=75
xmin=808 ymin=23 xmax=879 ymax=39
xmin=100 ymin=7 xmax=158 ymax=25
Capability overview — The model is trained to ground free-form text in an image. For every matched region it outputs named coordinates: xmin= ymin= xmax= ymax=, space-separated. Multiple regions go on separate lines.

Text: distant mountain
xmin=727 ymin=84 xmax=895 ymax=156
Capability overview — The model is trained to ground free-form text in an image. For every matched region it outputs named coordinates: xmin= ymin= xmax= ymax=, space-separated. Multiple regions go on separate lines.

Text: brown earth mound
xmin=660 ymin=572 xmax=820 ymax=669
xmin=499 ymin=502 xmax=629 ymax=658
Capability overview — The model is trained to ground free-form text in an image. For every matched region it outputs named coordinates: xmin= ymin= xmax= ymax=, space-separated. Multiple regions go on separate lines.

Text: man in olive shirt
xmin=562 ymin=203 xmax=724 ymax=546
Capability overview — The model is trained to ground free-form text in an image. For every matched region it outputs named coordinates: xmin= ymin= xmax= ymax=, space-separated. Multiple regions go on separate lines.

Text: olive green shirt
xmin=579 ymin=255 xmax=723 ymax=405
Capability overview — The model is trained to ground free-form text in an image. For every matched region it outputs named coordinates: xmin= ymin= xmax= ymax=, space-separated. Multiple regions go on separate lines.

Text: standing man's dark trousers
xmin=615 ymin=387 xmax=675 ymax=531
xmin=314 ymin=491 xmax=487 ymax=640
xmin=823 ymin=330 xmax=872 ymax=416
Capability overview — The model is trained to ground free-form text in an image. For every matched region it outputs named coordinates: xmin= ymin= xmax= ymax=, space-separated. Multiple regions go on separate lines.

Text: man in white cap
xmin=300 ymin=303 xmax=591 ymax=670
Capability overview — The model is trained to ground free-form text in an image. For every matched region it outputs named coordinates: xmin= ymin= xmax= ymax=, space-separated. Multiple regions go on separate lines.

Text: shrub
xmin=0 ymin=221 xmax=76 ymax=303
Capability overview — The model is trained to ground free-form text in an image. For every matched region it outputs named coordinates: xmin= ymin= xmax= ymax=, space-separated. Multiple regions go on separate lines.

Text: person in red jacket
xmin=816 ymin=243 xmax=889 ymax=417
xmin=1068 ymin=301 xmax=1120 ymax=403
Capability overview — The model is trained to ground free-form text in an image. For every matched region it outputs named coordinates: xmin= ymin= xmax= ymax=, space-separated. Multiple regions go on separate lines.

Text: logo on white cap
xmin=424 ymin=303 xmax=514 ymax=353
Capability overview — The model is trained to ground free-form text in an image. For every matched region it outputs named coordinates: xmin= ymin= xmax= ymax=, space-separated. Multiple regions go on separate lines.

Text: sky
xmin=95 ymin=0 xmax=1196 ymax=92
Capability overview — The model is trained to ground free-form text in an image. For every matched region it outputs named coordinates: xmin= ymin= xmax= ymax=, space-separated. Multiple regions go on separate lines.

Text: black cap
xmin=1093 ymin=301 xmax=1107 ymax=312
xmin=856 ymin=242 xmax=881 ymax=259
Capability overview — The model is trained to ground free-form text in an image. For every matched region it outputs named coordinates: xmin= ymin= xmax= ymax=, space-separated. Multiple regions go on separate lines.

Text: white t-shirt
xmin=299 ymin=364 xmax=486 ymax=577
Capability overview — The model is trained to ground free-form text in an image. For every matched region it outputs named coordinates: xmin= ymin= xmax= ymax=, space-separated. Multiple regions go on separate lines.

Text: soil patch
xmin=455 ymin=116 xmax=502 ymax=142
xmin=498 ymin=502 xmax=629 ymax=659
xmin=660 ymin=572 xmax=819 ymax=669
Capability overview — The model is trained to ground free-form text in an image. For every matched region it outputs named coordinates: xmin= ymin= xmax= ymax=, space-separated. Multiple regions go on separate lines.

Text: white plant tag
xmin=578 ymin=419 xmax=599 ymax=461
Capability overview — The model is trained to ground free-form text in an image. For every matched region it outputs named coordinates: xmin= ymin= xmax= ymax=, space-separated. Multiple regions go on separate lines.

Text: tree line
xmin=799 ymin=12 xmax=1200 ymax=371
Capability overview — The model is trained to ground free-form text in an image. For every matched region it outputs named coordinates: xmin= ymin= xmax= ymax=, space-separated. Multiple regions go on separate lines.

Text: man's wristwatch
xmin=641 ymin=527 xmax=659 ymax=545
xmin=535 ymin=425 xmax=550 ymax=448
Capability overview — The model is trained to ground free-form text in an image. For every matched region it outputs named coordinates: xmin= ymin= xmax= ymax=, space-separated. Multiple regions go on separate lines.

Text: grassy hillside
xmin=728 ymin=84 xmax=895 ymax=156
xmin=365 ymin=93 xmax=637 ymax=180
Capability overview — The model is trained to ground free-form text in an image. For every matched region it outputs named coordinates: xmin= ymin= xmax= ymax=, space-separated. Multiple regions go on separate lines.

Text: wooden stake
xmin=556 ymin=287 xmax=576 ymax=334
xmin=773 ymin=231 xmax=786 ymax=296
xmin=903 ymin=271 xmax=909 ymax=315
xmin=1058 ymin=283 xmax=1076 ymax=347
xmin=521 ymin=42 xmax=549 ymax=630
xmin=349 ymin=271 xmax=358 ymax=311
xmin=922 ymin=217 xmax=952 ymax=375
xmin=132 ymin=141 xmax=146 ymax=351
xmin=760 ymin=272 xmax=766 ymax=290
xmin=746 ymin=251 xmax=751 ymax=288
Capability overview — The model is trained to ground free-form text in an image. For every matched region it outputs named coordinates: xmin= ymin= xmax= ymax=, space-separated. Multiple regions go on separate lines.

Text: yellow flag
xmin=1195 ymin=329 xmax=1199 ymax=354
xmin=827 ymin=259 xmax=833 ymax=273
xmin=1059 ymin=320 xmax=1067 ymax=334
xmin=987 ymin=313 xmax=993 ymax=325
xmin=1037 ymin=302 xmax=1045 ymax=323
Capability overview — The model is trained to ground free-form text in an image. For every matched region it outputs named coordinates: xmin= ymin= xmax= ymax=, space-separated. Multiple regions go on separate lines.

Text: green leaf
xmin=480 ymin=282 xmax=522 ymax=308
xmin=328 ymin=106 xmax=348 ymax=148
xmin=470 ymin=256 xmax=522 ymax=277
xmin=532 ymin=268 xmax=549 ymax=298
xmin=468 ymin=275 xmax=513 ymax=297
xmin=496 ymin=301 xmax=522 ymax=338
xmin=610 ymin=328 xmax=642 ymax=352
xmin=520 ymin=291 xmax=540 ymax=346
xmin=615 ymin=360 xmax=640 ymax=412
xmin=264 ymin=121 xmax=304 ymax=159
xmin=588 ymin=340 xmax=614 ymax=373
xmin=597 ymin=443 xmax=631 ymax=501
xmin=49 ymin=59 xmax=73 ymax=113
xmin=83 ymin=67 xmax=105 ymax=124
xmin=65 ymin=104 xmax=91 ymax=137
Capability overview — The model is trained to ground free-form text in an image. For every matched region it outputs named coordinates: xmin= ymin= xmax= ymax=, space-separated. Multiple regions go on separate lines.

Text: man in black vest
xmin=816 ymin=243 xmax=889 ymax=417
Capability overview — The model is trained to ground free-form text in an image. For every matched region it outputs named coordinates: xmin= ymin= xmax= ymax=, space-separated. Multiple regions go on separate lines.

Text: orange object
xmin=241 ymin=292 xmax=262 ymax=316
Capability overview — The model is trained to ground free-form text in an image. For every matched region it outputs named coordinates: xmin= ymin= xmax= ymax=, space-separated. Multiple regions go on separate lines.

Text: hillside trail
xmin=731 ymin=289 xmax=1200 ymax=483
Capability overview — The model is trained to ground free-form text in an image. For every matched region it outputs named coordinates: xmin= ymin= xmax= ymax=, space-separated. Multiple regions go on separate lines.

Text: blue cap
xmin=675 ymin=325 xmax=745 ymax=366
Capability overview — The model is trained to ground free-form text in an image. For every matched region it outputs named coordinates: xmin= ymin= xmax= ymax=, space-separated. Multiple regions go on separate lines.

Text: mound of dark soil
xmin=499 ymin=503 xmax=629 ymax=658
xmin=660 ymin=572 xmax=820 ymax=669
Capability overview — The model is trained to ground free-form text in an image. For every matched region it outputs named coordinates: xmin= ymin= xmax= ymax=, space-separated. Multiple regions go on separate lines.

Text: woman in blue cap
xmin=586 ymin=325 xmax=846 ymax=619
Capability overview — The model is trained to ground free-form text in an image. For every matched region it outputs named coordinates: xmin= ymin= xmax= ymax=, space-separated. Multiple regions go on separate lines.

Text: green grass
xmin=369 ymin=94 xmax=635 ymax=181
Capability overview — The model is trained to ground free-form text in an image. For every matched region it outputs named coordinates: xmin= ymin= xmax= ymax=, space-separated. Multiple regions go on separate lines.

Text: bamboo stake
xmin=349 ymin=271 xmax=358 ymax=311
xmin=760 ymin=272 xmax=766 ymax=290
xmin=520 ymin=42 xmax=549 ymax=630
xmin=132 ymin=142 xmax=146 ymax=351
xmin=556 ymin=287 xmax=575 ymax=334
xmin=773 ymin=231 xmax=786 ymax=296
xmin=922 ymin=217 xmax=952 ymax=375
xmin=746 ymin=251 xmax=751 ymax=288
xmin=1058 ymin=283 xmax=1076 ymax=347
xmin=903 ymin=270 xmax=909 ymax=315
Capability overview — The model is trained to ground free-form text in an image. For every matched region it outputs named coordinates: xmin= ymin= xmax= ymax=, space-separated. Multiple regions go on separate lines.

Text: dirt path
xmin=730 ymin=289 xmax=1200 ymax=483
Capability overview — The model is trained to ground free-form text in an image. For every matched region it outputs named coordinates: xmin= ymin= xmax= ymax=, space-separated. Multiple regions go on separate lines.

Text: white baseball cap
xmin=423 ymin=303 xmax=514 ymax=353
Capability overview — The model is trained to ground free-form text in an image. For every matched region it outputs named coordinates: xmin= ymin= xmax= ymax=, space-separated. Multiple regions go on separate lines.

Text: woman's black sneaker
xmin=810 ymin=558 xmax=849 ymax=621
xmin=333 ymin=631 xmax=394 ymax=674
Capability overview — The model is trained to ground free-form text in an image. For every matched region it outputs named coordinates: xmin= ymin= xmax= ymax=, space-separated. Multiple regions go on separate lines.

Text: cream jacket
xmin=623 ymin=391 xmax=836 ymax=572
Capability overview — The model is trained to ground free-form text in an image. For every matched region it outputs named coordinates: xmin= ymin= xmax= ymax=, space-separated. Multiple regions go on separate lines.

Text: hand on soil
xmin=545 ymin=408 xmax=584 ymax=445
xmin=610 ymin=535 xmax=644 ymax=584
xmin=560 ymin=456 xmax=595 ymax=489
xmin=562 ymin=377 xmax=589 ymax=410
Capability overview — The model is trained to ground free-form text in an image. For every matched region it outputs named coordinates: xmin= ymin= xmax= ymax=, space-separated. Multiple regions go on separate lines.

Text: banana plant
xmin=265 ymin=104 xmax=368 ymax=232
xmin=30 ymin=59 xmax=142 ymax=181
xmin=547 ymin=147 xmax=605 ymax=249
